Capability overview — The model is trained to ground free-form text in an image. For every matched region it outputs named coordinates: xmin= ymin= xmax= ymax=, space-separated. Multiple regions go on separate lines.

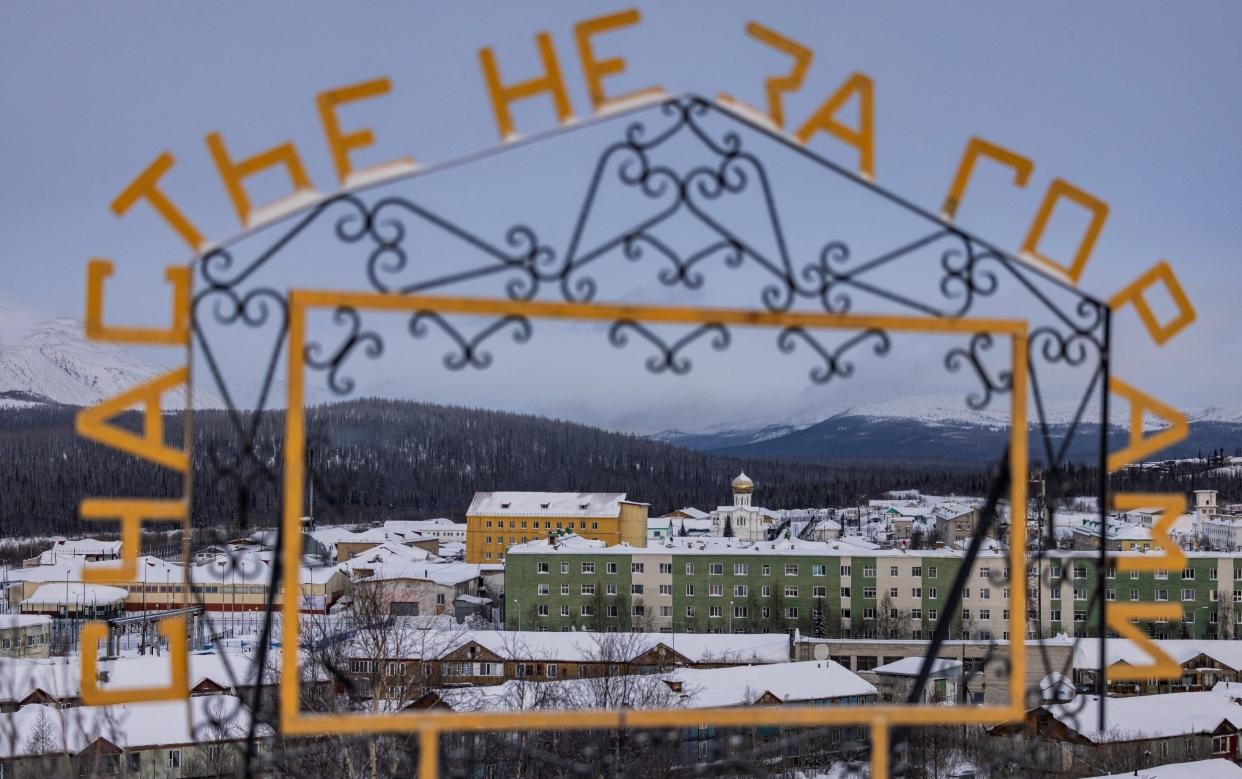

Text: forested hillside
xmin=1 ymin=398 xmax=1238 ymax=536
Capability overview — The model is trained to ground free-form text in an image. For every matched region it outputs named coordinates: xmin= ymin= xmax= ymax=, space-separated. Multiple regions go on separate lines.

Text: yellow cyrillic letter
xmin=479 ymin=32 xmax=574 ymax=141
xmin=317 ymin=77 xmax=414 ymax=188
xmin=793 ymin=73 xmax=875 ymax=180
xmin=718 ymin=22 xmax=812 ymax=130
xmin=80 ymin=498 xmax=187 ymax=582
xmin=76 ymin=367 xmax=190 ymax=473
xmin=205 ymin=131 xmax=315 ymax=228
xmin=941 ymin=137 xmax=1034 ymax=220
xmin=85 ymin=259 xmax=189 ymax=345
xmin=111 ymin=152 xmax=207 ymax=252
xmin=1109 ymin=261 xmax=1196 ymax=346
xmin=81 ymin=617 xmax=188 ymax=704
xmin=1105 ymin=604 xmax=1183 ymax=681
xmin=1111 ymin=493 xmax=1186 ymax=572
xmin=574 ymin=9 xmax=662 ymax=113
xmin=1107 ymin=377 xmax=1188 ymax=472
xmin=1020 ymin=179 xmax=1108 ymax=285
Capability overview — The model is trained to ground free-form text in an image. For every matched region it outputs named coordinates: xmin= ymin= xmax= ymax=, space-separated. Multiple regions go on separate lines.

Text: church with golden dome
xmin=709 ymin=471 xmax=782 ymax=542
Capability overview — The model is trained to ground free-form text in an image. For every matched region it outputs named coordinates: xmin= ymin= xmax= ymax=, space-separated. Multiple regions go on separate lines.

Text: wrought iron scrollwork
xmin=944 ymin=332 xmax=1014 ymax=411
xmin=304 ymin=306 xmax=384 ymax=396
xmin=409 ymin=311 xmax=533 ymax=370
xmin=607 ymin=321 xmax=731 ymax=375
xmin=777 ymin=327 xmax=891 ymax=384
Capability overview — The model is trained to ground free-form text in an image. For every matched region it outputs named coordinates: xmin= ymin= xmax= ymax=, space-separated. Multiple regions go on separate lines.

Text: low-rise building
xmin=991 ymin=690 xmax=1242 ymax=774
xmin=22 ymin=539 xmax=122 ymax=568
xmin=871 ymin=656 xmax=960 ymax=704
xmin=0 ymin=694 xmax=269 ymax=778
xmin=0 ymin=615 xmax=52 ymax=660
xmin=465 ymin=492 xmax=649 ymax=563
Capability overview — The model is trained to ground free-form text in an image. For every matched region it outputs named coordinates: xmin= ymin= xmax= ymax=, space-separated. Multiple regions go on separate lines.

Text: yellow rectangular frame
xmin=281 ymin=291 xmax=1031 ymax=779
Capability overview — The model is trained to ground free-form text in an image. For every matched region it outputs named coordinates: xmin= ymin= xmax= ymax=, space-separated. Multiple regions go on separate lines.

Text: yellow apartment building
xmin=465 ymin=492 xmax=648 ymax=563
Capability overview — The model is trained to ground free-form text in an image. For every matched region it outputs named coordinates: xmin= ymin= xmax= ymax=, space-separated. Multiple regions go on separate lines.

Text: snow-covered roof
xmin=467 ymin=492 xmax=628 ymax=518
xmin=367 ymin=629 xmax=790 ymax=664
xmin=668 ymin=660 xmax=876 ymax=707
xmin=1042 ymin=691 xmax=1242 ymax=743
xmin=0 ymin=695 xmax=269 ymax=757
xmin=662 ymin=507 xmax=708 ymax=519
xmin=46 ymin=538 xmax=122 ymax=556
xmin=0 ymin=614 xmax=51 ymax=629
xmin=873 ymin=657 xmax=961 ymax=677
xmin=358 ymin=561 xmax=481 ymax=587
xmin=1074 ymin=639 xmax=1242 ymax=673
xmin=512 ymin=534 xmax=998 ymax=559
xmin=1082 ymin=760 xmax=1242 ymax=779
xmin=0 ymin=650 xmax=286 ymax=706
xmin=22 ymin=583 xmax=127 ymax=607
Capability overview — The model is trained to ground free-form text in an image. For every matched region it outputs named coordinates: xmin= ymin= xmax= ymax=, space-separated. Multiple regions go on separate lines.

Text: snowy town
xmin=2 ymin=474 xmax=1242 ymax=776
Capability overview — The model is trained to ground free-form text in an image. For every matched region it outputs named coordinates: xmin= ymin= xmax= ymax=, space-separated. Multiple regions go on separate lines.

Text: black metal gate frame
xmin=186 ymin=94 xmax=1114 ymax=775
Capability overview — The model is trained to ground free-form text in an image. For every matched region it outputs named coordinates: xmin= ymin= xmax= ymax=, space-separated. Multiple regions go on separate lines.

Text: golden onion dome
xmin=731 ymin=471 xmax=754 ymax=494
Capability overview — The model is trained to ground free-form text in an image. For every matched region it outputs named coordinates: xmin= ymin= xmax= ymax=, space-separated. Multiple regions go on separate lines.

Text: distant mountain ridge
xmin=653 ymin=395 xmax=1242 ymax=464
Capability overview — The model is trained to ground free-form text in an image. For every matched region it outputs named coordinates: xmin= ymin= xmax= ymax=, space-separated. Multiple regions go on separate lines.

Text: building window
xmin=912 ymin=587 xmax=922 ymax=598
xmin=813 ymin=586 xmax=827 ymax=597
xmin=863 ymin=587 xmax=876 ymax=599
xmin=734 ymin=563 xmax=748 ymax=575
xmin=1051 ymin=609 xmax=1061 ymax=622
xmin=685 ymin=563 xmax=695 ymax=575
xmin=786 ymin=607 xmax=799 ymax=619
xmin=927 ymin=566 xmax=936 ymax=579
xmin=561 ymin=563 xmax=569 ymax=574
xmin=606 ymin=562 xmax=618 ymax=574
xmin=863 ymin=566 xmax=876 ymax=578
xmin=733 ymin=585 xmax=747 ymax=597
xmin=761 ymin=585 xmax=772 ymax=597
xmin=1182 ymin=568 xmax=1195 ymax=580
xmin=709 ymin=606 xmax=722 ymax=618
xmin=733 ymin=605 xmax=748 ymax=618
xmin=537 ymin=604 xmax=549 ymax=616
xmin=709 ymin=584 xmax=723 ymax=596
xmin=785 ymin=564 xmax=799 ymax=576
xmin=1155 ymin=569 xmax=1168 ymax=580
xmin=761 ymin=564 xmax=772 ymax=576
xmin=889 ymin=587 xmax=899 ymax=598
xmin=890 ymin=566 xmax=899 ymax=577
xmin=980 ymin=609 xmax=991 ymax=620
xmin=168 ymin=750 xmax=182 ymax=769
xmin=632 ymin=563 xmax=645 ymax=574
xmin=561 ymin=605 xmax=570 ymax=616
xmin=841 ymin=565 xmax=851 ymax=577
xmin=582 ymin=562 xmax=595 ymax=574
xmin=581 ymin=605 xmax=595 ymax=617
xmin=659 ymin=584 xmax=672 ymax=596
xmin=709 ymin=563 xmax=724 ymax=575
xmin=537 ymin=562 xmax=549 ymax=574
xmin=659 ymin=563 xmax=672 ymax=574
xmin=929 ymin=587 xmax=938 ymax=599
xmin=786 ymin=586 xmax=799 ymax=598
xmin=686 ymin=605 xmax=696 ymax=617
xmin=631 ymin=584 xmax=644 ymax=595
xmin=685 ymin=584 xmax=695 ymax=596
xmin=1156 ymin=589 xmax=1168 ymax=602
xmin=863 ymin=608 xmax=876 ymax=620
xmin=561 ymin=584 xmax=570 ymax=595
xmin=581 ymin=583 xmax=596 ymax=595
xmin=1105 ymin=589 xmax=1116 ymax=601
xmin=1182 ymin=589 xmax=1196 ymax=601
xmin=842 ymin=586 xmax=851 ymax=597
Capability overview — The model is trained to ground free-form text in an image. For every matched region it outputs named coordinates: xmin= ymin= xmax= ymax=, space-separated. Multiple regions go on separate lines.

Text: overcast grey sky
xmin=2 ymin=2 xmax=1239 ymax=432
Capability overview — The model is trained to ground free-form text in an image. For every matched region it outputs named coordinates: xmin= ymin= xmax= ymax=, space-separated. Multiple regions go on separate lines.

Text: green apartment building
xmin=507 ymin=538 xmax=1242 ymax=642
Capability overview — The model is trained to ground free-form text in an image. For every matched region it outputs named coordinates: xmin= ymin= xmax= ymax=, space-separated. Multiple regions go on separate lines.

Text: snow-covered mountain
xmin=652 ymin=393 xmax=1242 ymax=462
xmin=0 ymin=311 xmax=223 ymax=409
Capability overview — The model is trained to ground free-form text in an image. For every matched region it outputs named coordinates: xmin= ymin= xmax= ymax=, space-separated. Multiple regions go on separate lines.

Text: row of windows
xmin=482 ymin=519 xmax=604 ymax=531
xmin=1053 ymin=565 xmax=1221 ymax=581
xmin=530 ymin=561 xmax=987 ymax=578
